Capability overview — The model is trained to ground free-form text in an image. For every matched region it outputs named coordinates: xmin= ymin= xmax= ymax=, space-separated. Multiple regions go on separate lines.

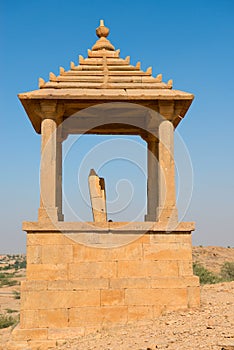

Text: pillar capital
xmin=39 ymin=101 xmax=65 ymax=121
xmin=158 ymin=100 xmax=174 ymax=120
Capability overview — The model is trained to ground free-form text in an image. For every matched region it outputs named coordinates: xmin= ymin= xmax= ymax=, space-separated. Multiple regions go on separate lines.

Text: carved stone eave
xmin=18 ymin=92 xmax=193 ymax=134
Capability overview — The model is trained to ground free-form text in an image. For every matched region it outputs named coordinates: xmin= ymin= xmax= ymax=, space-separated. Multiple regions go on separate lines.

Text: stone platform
xmin=8 ymin=222 xmax=200 ymax=350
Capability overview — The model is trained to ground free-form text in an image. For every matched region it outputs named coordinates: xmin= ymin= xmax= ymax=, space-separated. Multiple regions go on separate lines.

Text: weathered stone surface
xmin=110 ymin=277 xmax=151 ymax=289
xmin=128 ymin=306 xmax=154 ymax=321
xmin=69 ymin=261 xmax=117 ymax=279
xmin=100 ymin=289 xmax=125 ymax=306
xmin=47 ymin=278 xmax=109 ymax=290
xmin=21 ymin=290 xmax=100 ymax=309
xmin=69 ymin=306 xmax=128 ymax=326
xmin=73 ymin=241 xmax=143 ymax=262
xmin=117 ymin=260 xmax=179 ymax=278
xmin=41 ymin=244 xmax=73 ymax=264
xmin=125 ymin=288 xmax=188 ymax=307
xmin=26 ymin=263 xmax=68 ymax=280
xmin=37 ymin=309 xmax=69 ymax=328
xmin=47 ymin=327 xmax=85 ymax=340
xmin=143 ymin=242 xmax=192 ymax=260
xmin=12 ymin=327 xmax=48 ymax=341
xmin=88 ymin=169 xmax=107 ymax=222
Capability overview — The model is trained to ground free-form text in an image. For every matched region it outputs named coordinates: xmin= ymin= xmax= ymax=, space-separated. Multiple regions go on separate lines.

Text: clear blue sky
xmin=1 ymin=0 xmax=234 ymax=253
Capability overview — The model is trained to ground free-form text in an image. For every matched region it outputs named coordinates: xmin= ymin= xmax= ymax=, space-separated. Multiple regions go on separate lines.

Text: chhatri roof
xmin=39 ymin=20 xmax=173 ymax=92
xmin=19 ymin=20 xmax=193 ymax=101
xmin=18 ymin=20 xmax=194 ymax=133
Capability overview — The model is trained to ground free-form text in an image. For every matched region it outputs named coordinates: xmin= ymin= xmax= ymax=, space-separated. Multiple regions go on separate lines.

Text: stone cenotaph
xmin=11 ymin=20 xmax=200 ymax=349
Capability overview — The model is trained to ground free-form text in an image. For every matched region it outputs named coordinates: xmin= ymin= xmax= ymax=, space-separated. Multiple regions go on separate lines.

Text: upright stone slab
xmin=10 ymin=20 xmax=200 ymax=349
xmin=88 ymin=169 xmax=107 ymax=222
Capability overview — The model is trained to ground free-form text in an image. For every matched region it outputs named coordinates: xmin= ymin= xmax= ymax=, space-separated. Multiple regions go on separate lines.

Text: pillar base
xmin=157 ymin=206 xmax=178 ymax=225
xmin=38 ymin=207 xmax=63 ymax=223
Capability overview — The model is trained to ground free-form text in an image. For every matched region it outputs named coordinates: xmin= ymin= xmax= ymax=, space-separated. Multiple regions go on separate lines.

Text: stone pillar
xmin=157 ymin=102 xmax=178 ymax=223
xmin=56 ymin=127 xmax=64 ymax=221
xmin=145 ymin=134 xmax=159 ymax=221
xmin=38 ymin=102 xmax=64 ymax=222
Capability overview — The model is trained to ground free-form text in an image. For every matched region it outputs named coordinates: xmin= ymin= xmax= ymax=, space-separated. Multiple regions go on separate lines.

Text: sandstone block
xmin=117 ymin=260 xmax=178 ymax=278
xmin=150 ymin=233 xmax=191 ymax=244
xmin=20 ymin=310 xmax=39 ymax=329
xmin=41 ymin=244 xmax=73 ymax=264
xmin=125 ymin=288 xmax=187 ymax=307
xmin=73 ymin=242 xmax=142 ymax=262
xmin=178 ymin=260 xmax=193 ymax=276
xmin=38 ymin=309 xmax=69 ymax=328
xmin=128 ymin=306 xmax=153 ymax=321
xmin=12 ymin=328 xmax=48 ymax=341
xmin=48 ymin=327 xmax=85 ymax=340
xmin=26 ymin=263 xmax=68 ymax=280
xmin=27 ymin=245 xmax=42 ymax=264
xmin=27 ymin=233 xmax=74 ymax=246
xmin=143 ymin=242 xmax=192 ymax=260
xmin=21 ymin=290 xmax=100 ymax=309
xmin=69 ymin=261 xmax=117 ymax=279
xmin=101 ymin=289 xmax=125 ymax=306
xmin=110 ymin=277 xmax=151 ymax=289
xmin=151 ymin=276 xmax=199 ymax=289
xmin=21 ymin=280 xmax=48 ymax=291
xmin=47 ymin=278 xmax=109 ymax=290
xmin=69 ymin=306 xmax=128 ymax=326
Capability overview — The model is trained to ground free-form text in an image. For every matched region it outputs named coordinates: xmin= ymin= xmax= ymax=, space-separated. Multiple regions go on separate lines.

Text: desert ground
xmin=0 ymin=247 xmax=233 ymax=350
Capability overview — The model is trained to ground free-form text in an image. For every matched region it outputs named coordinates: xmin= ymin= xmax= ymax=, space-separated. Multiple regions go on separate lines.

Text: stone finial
xmin=96 ymin=19 xmax=109 ymax=38
xmin=92 ymin=19 xmax=115 ymax=51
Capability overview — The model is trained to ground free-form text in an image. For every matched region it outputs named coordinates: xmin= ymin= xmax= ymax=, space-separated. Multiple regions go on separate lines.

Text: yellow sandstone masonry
xmin=69 ymin=261 xmax=117 ymax=279
xmin=69 ymin=306 xmax=128 ymax=327
xmin=117 ymin=260 xmax=179 ymax=278
xmin=110 ymin=277 xmax=151 ymax=289
xmin=27 ymin=245 xmax=42 ymax=264
xmin=41 ymin=244 xmax=73 ymax=264
xmin=150 ymin=233 xmax=192 ymax=244
xmin=21 ymin=290 xmax=100 ymax=309
xmin=12 ymin=327 xmax=48 ymax=341
xmin=143 ymin=242 xmax=192 ymax=260
xmin=178 ymin=260 xmax=194 ymax=276
xmin=21 ymin=280 xmax=48 ymax=291
xmin=128 ymin=306 xmax=154 ymax=321
xmin=125 ymin=288 xmax=188 ymax=307
xmin=27 ymin=233 xmax=73 ymax=246
xmin=150 ymin=276 xmax=199 ymax=289
xmin=47 ymin=327 xmax=85 ymax=340
xmin=101 ymin=289 xmax=125 ymax=306
xmin=20 ymin=310 xmax=39 ymax=329
xmin=73 ymin=241 xmax=143 ymax=262
xmin=37 ymin=309 xmax=69 ymax=328
xmin=47 ymin=278 xmax=109 ymax=290
xmin=26 ymin=263 xmax=68 ymax=280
